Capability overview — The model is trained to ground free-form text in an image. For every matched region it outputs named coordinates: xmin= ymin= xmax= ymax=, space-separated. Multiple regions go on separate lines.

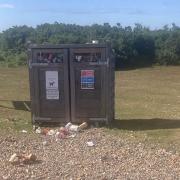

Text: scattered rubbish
xmin=41 ymin=128 xmax=50 ymax=135
xmin=55 ymin=127 xmax=77 ymax=140
xmin=47 ymin=129 xmax=55 ymax=136
xmin=65 ymin=122 xmax=88 ymax=132
xmin=86 ymin=141 xmax=95 ymax=147
xmin=59 ymin=127 xmax=69 ymax=135
xmin=9 ymin=153 xmax=19 ymax=164
xmin=69 ymin=125 xmax=79 ymax=132
xmin=65 ymin=122 xmax=72 ymax=129
xmin=35 ymin=127 xmax=41 ymax=134
xmin=21 ymin=130 xmax=27 ymax=133
xmin=79 ymin=122 xmax=88 ymax=130
xmin=65 ymin=122 xmax=79 ymax=132
xmin=33 ymin=125 xmax=36 ymax=130
xmin=55 ymin=131 xmax=60 ymax=136
xmin=57 ymin=132 xmax=65 ymax=139
xmin=42 ymin=141 xmax=48 ymax=146
xmin=9 ymin=153 xmax=37 ymax=165
xmin=59 ymin=132 xmax=66 ymax=139
xmin=22 ymin=154 xmax=37 ymax=163
xmin=68 ymin=134 xmax=76 ymax=138
xmin=55 ymin=126 xmax=74 ymax=140
xmin=55 ymin=132 xmax=60 ymax=141
xmin=33 ymin=122 xmax=88 ymax=142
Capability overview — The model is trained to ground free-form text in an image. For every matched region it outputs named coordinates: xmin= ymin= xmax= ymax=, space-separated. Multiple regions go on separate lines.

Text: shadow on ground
xmin=0 ymin=100 xmax=31 ymax=111
xmin=1 ymin=100 xmax=180 ymax=131
xmin=110 ymin=118 xmax=180 ymax=130
xmin=115 ymin=64 xmax=154 ymax=71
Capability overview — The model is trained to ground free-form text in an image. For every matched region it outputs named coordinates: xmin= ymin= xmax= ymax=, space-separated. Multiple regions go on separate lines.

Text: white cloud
xmin=0 ymin=3 xmax=14 ymax=9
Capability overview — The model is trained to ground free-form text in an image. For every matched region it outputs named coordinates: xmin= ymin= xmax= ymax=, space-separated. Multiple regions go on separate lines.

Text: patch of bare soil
xmin=0 ymin=128 xmax=179 ymax=180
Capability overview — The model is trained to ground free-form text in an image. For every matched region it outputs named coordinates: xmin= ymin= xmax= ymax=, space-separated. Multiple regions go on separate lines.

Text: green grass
xmin=114 ymin=66 xmax=180 ymax=151
xmin=0 ymin=67 xmax=32 ymax=132
xmin=0 ymin=66 xmax=179 ymax=151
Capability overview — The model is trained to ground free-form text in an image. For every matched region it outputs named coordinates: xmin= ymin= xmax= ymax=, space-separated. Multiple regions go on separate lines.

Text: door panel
xmin=39 ymin=67 xmax=65 ymax=117
xmin=74 ymin=67 xmax=105 ymax=117
xmin=70 ymin=48 xmax=107 ymax=122
xmin=31 ymin=49 xmax=70 ymax=122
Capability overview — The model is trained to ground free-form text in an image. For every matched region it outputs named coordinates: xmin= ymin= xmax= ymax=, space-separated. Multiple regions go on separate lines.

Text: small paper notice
xmin=81 ymin=70 xmax=95 ymax=89
xmin=45 ymin=71 xmax=59 ymax=99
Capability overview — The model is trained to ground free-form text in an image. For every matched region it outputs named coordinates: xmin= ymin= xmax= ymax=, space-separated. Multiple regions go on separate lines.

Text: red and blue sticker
xmin=81 ymin=70 xmax=95 ymax=89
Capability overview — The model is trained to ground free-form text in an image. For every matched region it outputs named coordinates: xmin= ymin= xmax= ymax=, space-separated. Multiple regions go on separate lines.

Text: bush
xmin=0 ymin=52 xmax=27 ymax=67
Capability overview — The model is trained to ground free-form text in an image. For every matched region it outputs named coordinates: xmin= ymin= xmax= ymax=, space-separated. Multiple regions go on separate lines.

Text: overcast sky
xmin=0 ymin=0 xmax=180 ymax=31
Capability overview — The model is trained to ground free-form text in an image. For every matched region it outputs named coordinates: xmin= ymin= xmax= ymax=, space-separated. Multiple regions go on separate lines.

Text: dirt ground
xmin=0 ymin=128 xmax=179 ymax=180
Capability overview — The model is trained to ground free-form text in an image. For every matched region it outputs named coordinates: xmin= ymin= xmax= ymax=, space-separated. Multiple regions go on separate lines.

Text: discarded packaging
xmin=21 ymin=130 xmax=27 ymax=133
xmin=35 ymin=122 xmax=88 ymax=142
xmin=59 ymin=127 xmax=69 ymax=135
xmin=9 ymin=153 xmax=19 ymax=164
xmin=42 ymin=141 xmax=48 ymax=146
xmin=22 ymin=154 xmax=37 ymax=162
xmin=47 ymin=129 xmax=55 ymax=136
xmin=9 ymin=153 xmax=37 ymax=164
xmin=86 ymin=141 xmax=95 ymax=147
xmin=35 ymin=127 xmax=41 ymax=134
xmin=33 ymin=125 xmax=36 ymax=130
xmin=65 ymin=122 xmax=88 ymax=132
xmin=65 ymin=122 xmax=72 ymax=129
xmin=41 ymin=128 xmax=50 ymax=135
xmin=69 ymin=125 xmax=79 ymax=132
xmin=55 ymin=131 xmax=60 ymax=137
xmin=68 ymin=134 xmax=76 ymax=138
xmin=65 ymin=122 xmax=79 ymax=132
xmin=79 ymin=122 xmax=88 ymax=130
xmin=59 ymin=132 xmax=66 ymax=139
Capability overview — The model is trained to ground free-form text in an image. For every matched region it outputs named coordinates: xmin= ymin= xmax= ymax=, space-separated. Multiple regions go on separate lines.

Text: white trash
xmin=65 ymin=122 xmax=72 ymax=129
xmin=55 ymin=131 xmax=60 ymax=141
xmin=65 ymin=122 xmax=79 ymax=132
xmin=86 ymin=141 xmax=95 ymax=147
xmin=47 ymin=129 xmax=55 ymax=136
xmin=69 ymin=125 xmax=79 ymax=132
xmin=9 ymin=153 xmax=18 ymax=163
xmin=42 ymin=141 xmax=48 ymax=146
xmin=79 ymin=122 xmax=88 ymax=130
xmin=21 ymin=130 xmax=27 ymax=133
xmin=68 ymin=134 xmax=76 ymax=138
xmin=35 ymin=127 xmax=41 ymax=134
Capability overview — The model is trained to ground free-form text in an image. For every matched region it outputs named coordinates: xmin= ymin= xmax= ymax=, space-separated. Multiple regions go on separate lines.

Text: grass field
xmin=0 ymin=66 xmax=180 ymax=151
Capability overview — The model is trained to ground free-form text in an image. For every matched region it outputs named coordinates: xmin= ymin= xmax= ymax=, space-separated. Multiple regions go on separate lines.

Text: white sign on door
xmin=45 ymin=71 xmax=59 ymax=99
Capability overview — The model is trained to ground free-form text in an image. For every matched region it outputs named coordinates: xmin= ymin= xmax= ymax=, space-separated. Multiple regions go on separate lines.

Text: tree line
xmin=0 ymin=22 xmax=180 ymax=67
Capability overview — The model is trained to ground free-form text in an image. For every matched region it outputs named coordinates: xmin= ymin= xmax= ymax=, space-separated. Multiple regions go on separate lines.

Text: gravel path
xmin=0 ymin=128 xmax=179 ymax=180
